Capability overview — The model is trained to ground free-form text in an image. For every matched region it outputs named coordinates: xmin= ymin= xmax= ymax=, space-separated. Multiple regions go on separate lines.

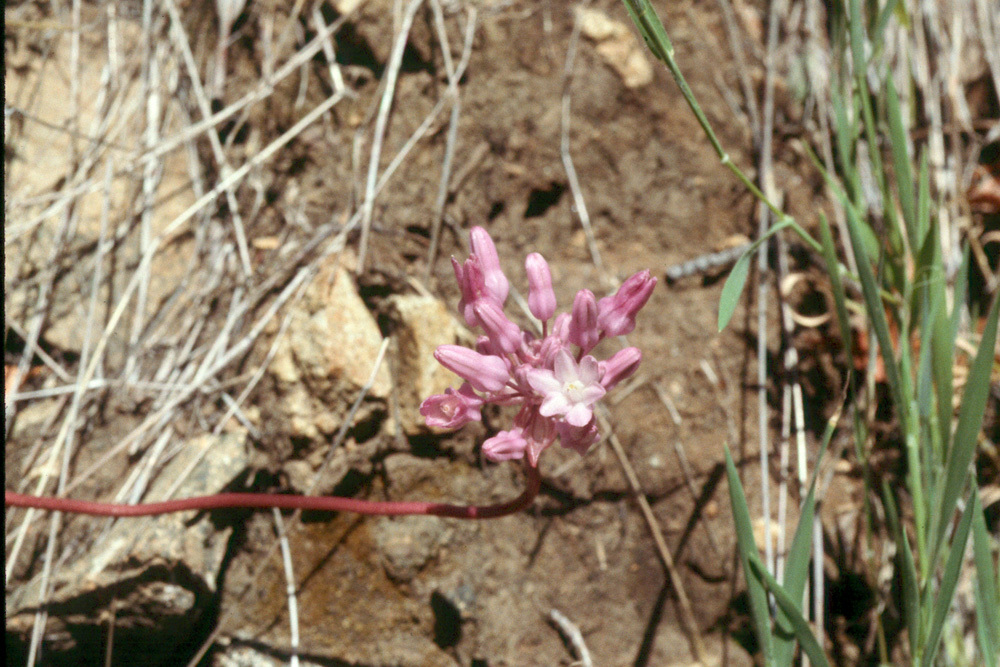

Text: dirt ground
xmin=6 ymin=0 xmax=996 ymax=666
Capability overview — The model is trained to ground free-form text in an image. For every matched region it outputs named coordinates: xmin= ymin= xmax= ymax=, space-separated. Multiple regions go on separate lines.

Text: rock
xmin=6 ymin=432 xmax=248 ymax=667
xmin=386 ymin=294 xmax=462 ymax=435
xmin=216 ymin=493 xmax=460 ymax=667
xmin=214 ymin=645 xmax=325 ymax=667
xmin=372 ymin=515 xmax=453 ymax=582
xmin=345 ymin=0 xmax=434 ymax=70
xmin=5 ymin=7 xmax=196 ymax=359
xmin=576 ymin=7 xmax=654 ymax=89
xmin=5 ymin=397 xmax=61 ymax=486
xmin=752 ymin=517 xmax=784 ymax=554
xmin=268 ymin=253 xmax=390 ymax=444
xmin=216 ymin=636 xmax=457 ymax=667
xmin=368 ymin=634 xmax=459 ymax=667
xmin=332 ymin=0 xmax=365 ymax=14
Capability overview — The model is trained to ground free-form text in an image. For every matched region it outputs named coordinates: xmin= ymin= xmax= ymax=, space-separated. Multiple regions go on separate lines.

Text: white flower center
xmin=563 ymin=380 xmax=586 ymax=401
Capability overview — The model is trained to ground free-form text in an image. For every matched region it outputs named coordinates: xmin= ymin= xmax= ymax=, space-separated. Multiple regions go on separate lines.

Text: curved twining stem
xmin=4 ymin=463 xmax=540 ymax=520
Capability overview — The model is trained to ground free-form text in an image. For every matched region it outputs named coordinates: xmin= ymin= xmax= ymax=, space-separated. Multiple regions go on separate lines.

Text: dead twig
xmin=598 ymin=408 xmax=707 ymax=664
xmin=272 ymin=508 xmax=301 ymax=667
xmin=426 ymin=4 xmax=478 ymax=278
xmin=560 ymin=14 xmax=607 ymax=284
xmin=548 ymin=608 xmax=593 ymax=667
xmin=358 ymin=0 xmax=424 ymax=271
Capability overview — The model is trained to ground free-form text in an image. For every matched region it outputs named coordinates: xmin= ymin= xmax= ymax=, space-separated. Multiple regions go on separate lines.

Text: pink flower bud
xmin=556 ymin=418 xmax=600 ymax=455
xmin=515 ymin=407 xmax=557 ymax=466
xmin=434 ymin=345 xmax=510 ymax=393
xmin=538 ymin=336 xmax=567 ymax=368
xmin=419 ymin=383 xmax=483 ymax=429
xmin=550 ymin=312 xmax=571 ymax=340
xmin=475 ymin=335 xmax=501 ymax=357
xmin=474 ymin=300 xmax=522 ymax=355
xmin=517 ymin=334 xmax=543 ymax=367
xmin=512 ymin=364 xmax=534 ymax=394
xmin=599 ymin=347 xmax=642 ymax=390
xmin=453 ymin=257 xmax=487 ymax=327
xmin=597 ymin=270 xmax=657 ymax=337
xmin=568 ymin=289 xmax=600 ymax=353
xmin=470 ymin=227 xmax=509 ymax=304
xmin=525 ymin=253 xmax=556 ymax=322
xmin=482 ymin=428 xmax=528 ymax=462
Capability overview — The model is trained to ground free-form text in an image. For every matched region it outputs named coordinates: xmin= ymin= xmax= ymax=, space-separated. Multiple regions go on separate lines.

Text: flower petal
xmin=578 ymin=384 xmax=606 ymax=406
xmin=564 ymin=403 xmax=593 ymax=427
xmin=527 ymin=368 xmax=561 ymax=394
xmin=539 ymin=393 xmax=571 ymax=418
xmin=553 ymin=348 xmax=576 ymax=382
xmin=577 ymin=355 xmax=601 ymax=384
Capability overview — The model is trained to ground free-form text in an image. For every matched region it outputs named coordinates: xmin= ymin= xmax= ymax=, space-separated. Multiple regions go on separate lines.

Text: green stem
xmin=621 ymin=0 xmax=821 ymax=255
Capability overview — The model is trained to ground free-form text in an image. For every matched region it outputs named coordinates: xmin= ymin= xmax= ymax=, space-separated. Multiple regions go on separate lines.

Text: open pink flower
xmin=527 ymin=349 xmax=606 ymax=427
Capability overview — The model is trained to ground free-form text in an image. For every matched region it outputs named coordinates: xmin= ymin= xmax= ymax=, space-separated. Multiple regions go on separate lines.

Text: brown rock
xmin=6 ymin=432 xmax=248 ymax=665
xmin=576 ymin=7 xmax=653 ymax=89
xmin=386 ymin=295 xmax=462 ymax=435
xmin=5 ymin=10 xmax=196 ymax=358
xmin=268 ymin=254 xmax=390 ymax=443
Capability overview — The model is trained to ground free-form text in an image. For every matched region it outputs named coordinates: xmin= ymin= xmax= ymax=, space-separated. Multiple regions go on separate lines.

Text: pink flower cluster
xmin=420 ymin=227 xmax=655 ymax=466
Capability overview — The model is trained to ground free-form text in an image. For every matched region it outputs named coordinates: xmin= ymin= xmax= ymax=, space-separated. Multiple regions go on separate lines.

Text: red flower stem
xmin=4 ymin=464 xmax=540 ymax=520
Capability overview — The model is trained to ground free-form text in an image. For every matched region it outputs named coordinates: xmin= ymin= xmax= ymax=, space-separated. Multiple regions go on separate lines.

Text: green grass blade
xmin=975 ymin=586 xmax=999 ymax=667
xmin=849 ymin=0 xmax=905 ymax=279
xmin=910 ymin=160 xmax=937 ymax=336
xmin=928 ymin=218 xmax=954 ymax=456
xmin=843 ymin=202 xmax=907 ymax=417
xmin=718 ymin=219 xmax=793 ymax=331
xmin=951 ymin=247 xmax=970 ymax=342
xmin=916 ymin=150 xmax=931 ymax=262
xmin=848 ymin=0 xmax=867 ymax=102
xmin=933 ymin=293 xmax=1000 ymax=563
xmin=849 ymin=0 xmax=886 ymax=201
xmin=724 ymin=445 xmax=774 ymax=662
xmin=748 ymin=556 xmax=831 ymax=667
xmin=920 ymin=270 xmax=947 ymax=476
xmin=915 ymin=286 xmax=938 ymax=427
xmin=719 ymin=250 xmax=751 ymax=332
xmin=923 ymin=493 xmax=976 ymax=666
xmin=830 ymin=82 xmax=862 ymax=206
xmin=874 ymin=0 xmax=903 ymax=47
xmin=927 ymin=244 xmax=967 ymax=548
xmin=883 ymin=481 xmax=921 ymax=657
xmin=819 ymin=213 xmax=853 ymax=356
xmin=886 ymin=76 xmax=915 ymax=249
xmin=773 ymin=484 xmax=818 ymax=667
xmin=972 ymin=491 xmax=1000 ymax=667
xmin=621 ymin=0 xmax=673 ymax=63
